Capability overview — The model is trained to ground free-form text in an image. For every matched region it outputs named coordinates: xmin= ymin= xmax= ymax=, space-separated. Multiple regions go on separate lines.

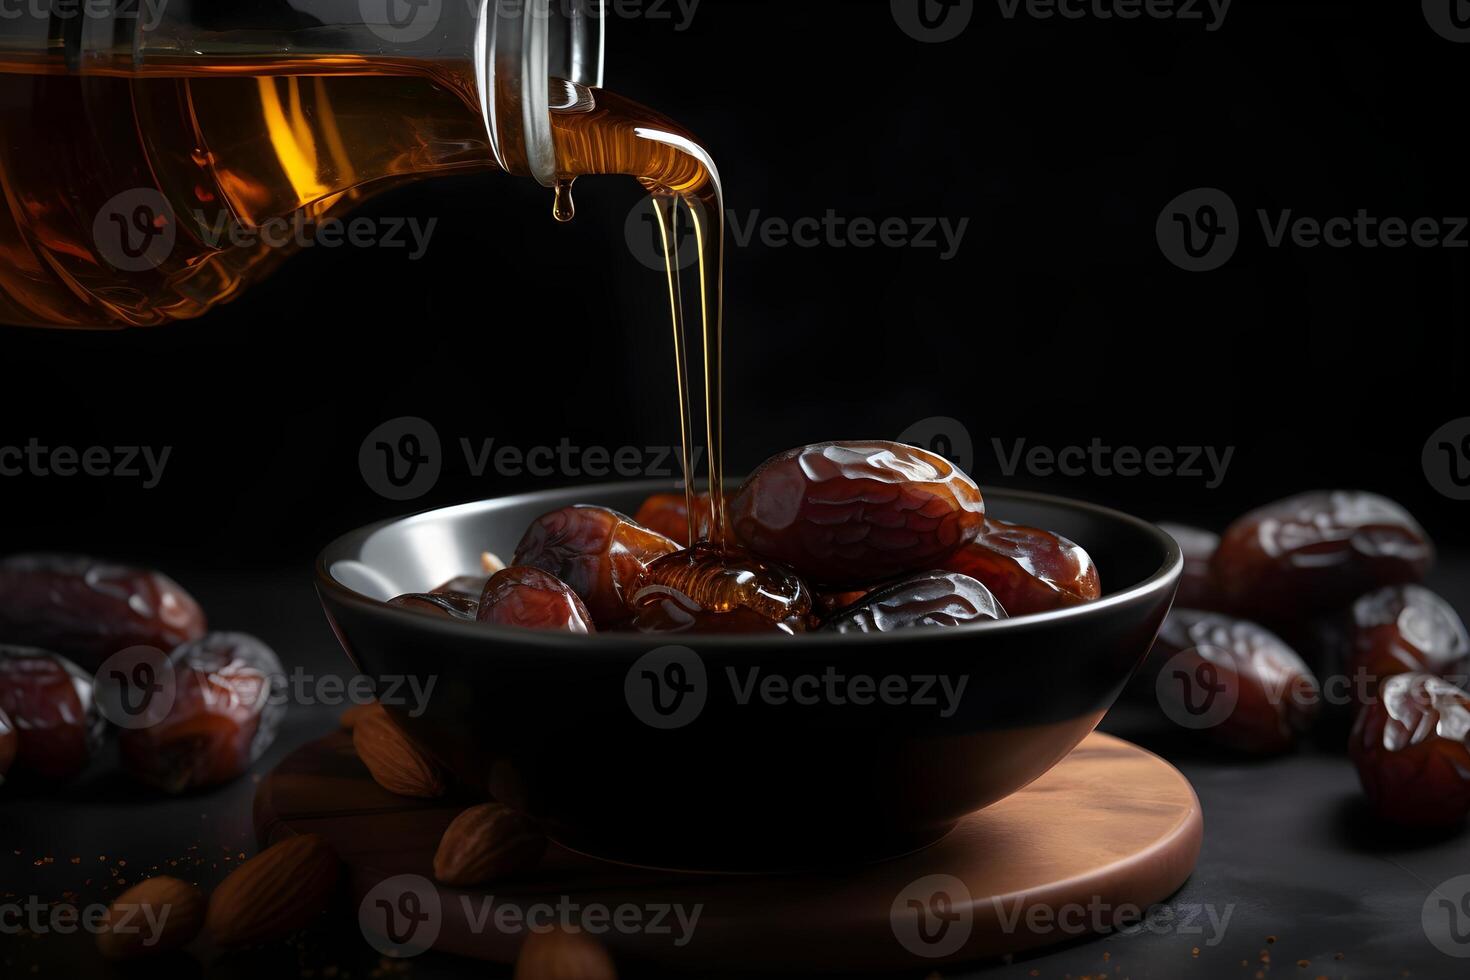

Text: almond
xmin=96 ymin=876 xmax=204 ymax=959
xmin=352 ymin=704 xmax=447 ymax=798
xmin=339 ymin=701 xmax=376 ymax=730
xmin=434 ymin=803 xmax=547 ymax=887
xmin=206 ymin=833 xmax=340 ymax=947
xmin=514 ymin=927 xmax=618 ymax=980
xmin=482 ymin=551 xmax=508 ymax=575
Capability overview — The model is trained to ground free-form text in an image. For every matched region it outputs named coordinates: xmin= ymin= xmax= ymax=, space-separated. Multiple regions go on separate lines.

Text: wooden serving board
xmin=254 ymin=732 xmax=1202 ymax=973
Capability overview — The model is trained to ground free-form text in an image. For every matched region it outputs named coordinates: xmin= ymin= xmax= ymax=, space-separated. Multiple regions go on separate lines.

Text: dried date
xmin=730 ymin=441 xmax=986 ymax=586
xmin=1211 ymin=492 xmax=1433 ymax=619
xmin=944 ymin=519 xmax=1100 ymax=617
xmin=1343 ymin=585 xmax=1470 ymax=697
xmin=634 ymin=492 xmax=715 ymax=547
xmin=821 ymin=571 xmax=1005 ymax=634
xmin=1151 ymin=610 xmax=1320 ymax=754
xmin=389 ymin=593 xmax=481 ymax=622
xmin=1350 ymin=673 xmax=1470 ymax=829
xmin=0 ymin=706 xmax=16 ymax=782
xmin=118 ymin=633 xmax=286 ymax=793
xmin=477 ymin=568 xmax=595 ymax=634
xmin=1157 ymin=522 xmax=1225 ymax=611
xmin=0 ymin=647 xmax=105 ymax=782
xmin=0 ymin=554 xmax=206 ymax=670
xmin=512 ymin=506 xmax=678 ymax=627
xmin=432 ymin=553 xmax=506 ymax=601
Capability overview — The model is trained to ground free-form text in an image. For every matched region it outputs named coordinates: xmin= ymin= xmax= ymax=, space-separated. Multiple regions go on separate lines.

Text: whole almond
xmin=96 ymin=876 xmax=204 ymax=959
xmin=206 ymin=833 xmax=340 ymax=947
xmin=514 ymin=927 xmax=617 ymax=980
xmin=339 ymin=701 xmax=376 ymax=730
xmin=353 ymin=704 xmax=447 ymax=798
xmin=434 ymin=803 xmax=547 ymax=886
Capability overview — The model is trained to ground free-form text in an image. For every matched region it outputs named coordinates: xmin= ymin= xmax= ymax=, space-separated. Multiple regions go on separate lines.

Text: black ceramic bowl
xmin=317 ymin=482 xmax=1181 ymax=871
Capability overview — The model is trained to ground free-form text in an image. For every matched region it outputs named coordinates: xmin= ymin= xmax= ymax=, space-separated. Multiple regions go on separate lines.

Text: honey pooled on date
xmin=637 ymin=544 xmax=812 ymax=629
xmin=632 ymin=586 xmax=798 ymax=635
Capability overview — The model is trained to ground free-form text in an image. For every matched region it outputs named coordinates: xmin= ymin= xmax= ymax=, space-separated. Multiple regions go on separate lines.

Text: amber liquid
xmin=0 ymin=67 xmax=726 ymax=545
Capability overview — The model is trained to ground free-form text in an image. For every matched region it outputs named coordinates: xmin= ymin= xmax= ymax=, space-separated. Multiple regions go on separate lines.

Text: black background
xmin=2 ymin=0 xmax=1466 ymax=568
xmin=5 ymin=3 xmax=1470 ymax=978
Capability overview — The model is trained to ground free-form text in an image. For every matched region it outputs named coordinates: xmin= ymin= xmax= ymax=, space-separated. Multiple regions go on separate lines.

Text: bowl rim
xmin=315 ymin=481 xmax=1183 ymax=649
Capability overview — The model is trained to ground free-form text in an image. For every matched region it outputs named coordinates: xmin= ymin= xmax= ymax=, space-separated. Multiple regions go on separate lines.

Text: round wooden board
xmin=255 ymin=731 xmax=1202 ymax=973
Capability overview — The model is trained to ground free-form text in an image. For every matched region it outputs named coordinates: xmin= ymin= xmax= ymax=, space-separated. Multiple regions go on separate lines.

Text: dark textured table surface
xmin=6 ymin=561 xmax=1470 ymax=979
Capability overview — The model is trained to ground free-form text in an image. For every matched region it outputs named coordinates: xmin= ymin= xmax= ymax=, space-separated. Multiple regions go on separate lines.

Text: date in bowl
xmin=316 ymin=482 xmax=1181 ymax=871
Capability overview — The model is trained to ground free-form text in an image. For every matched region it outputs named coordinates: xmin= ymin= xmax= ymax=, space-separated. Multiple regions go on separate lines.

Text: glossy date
xmin=513 ymin=506 xmax=678 ymax=628
xmin=730 ymin=441 xmax=985 ymax=586
xmin=0 ymin=647 xmax=104 ymax=782
xmin=389 ymin=593 xmax=481 ymax=622
xmin=634 ymin=492 xmax=715 ymax=547
xmin=1211 ymin=492 xmax=1433 ymax=619
xmin=0 ymin=554 xmax=206 ymax=669
xmin=944 ymin=519 xmax=1100 ymax=617
xmin=1150 ymin=609 xmax=1320 ymax=754
xmin=1342 ymin=585 xmax=1470 ymax=696
xmin=1350 ymin=673 xmax=1470 ymax=829
xmin=118 ymin=633 xmax=286 ymax=793
xmin=477 ymin=567 xmax=595 ymax=634
xmin=1157 ymin=522 xmax=1225 ymax=611
xmin=821 ymin=571 xmax=1005 ymax=634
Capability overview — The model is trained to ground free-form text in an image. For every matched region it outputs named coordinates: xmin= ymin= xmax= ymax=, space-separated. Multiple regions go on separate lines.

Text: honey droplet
xmin=552 ymin=178 xmax=576 ymax=223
